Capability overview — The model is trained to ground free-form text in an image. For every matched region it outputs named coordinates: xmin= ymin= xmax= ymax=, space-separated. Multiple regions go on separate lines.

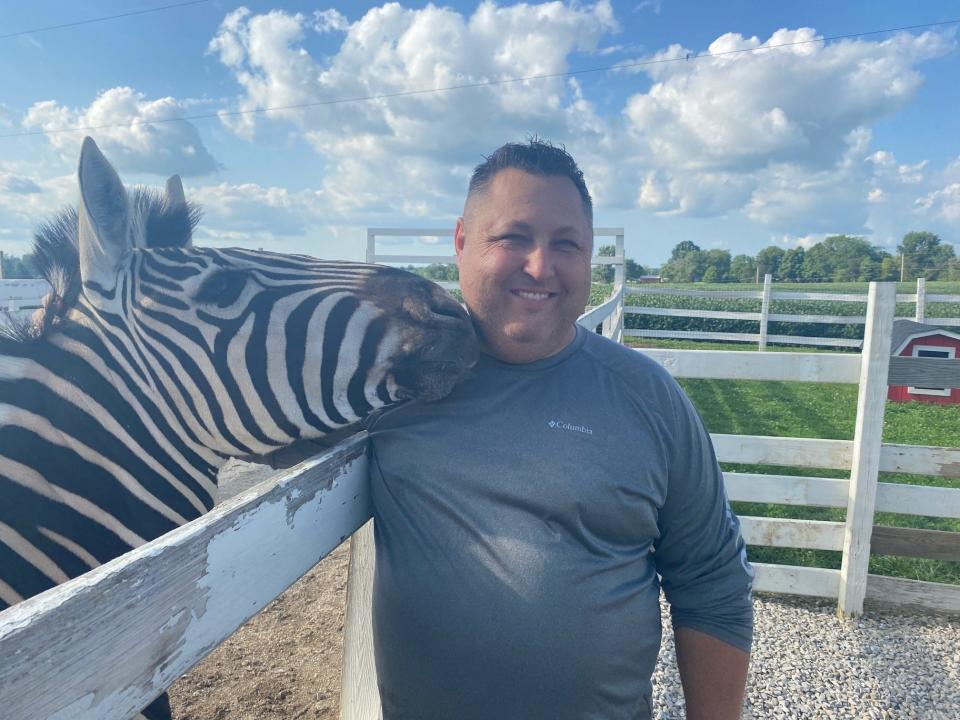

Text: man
xmin=366 ymin=140 xmax=753 ymax=719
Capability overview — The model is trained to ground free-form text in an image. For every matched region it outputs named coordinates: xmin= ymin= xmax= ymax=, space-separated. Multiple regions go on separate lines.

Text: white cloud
xmin=0 ymin=170 xmax=77 ymax=255
xmin=22 ymin=87 xmax=221 ymax=177
xmin=612 ymin=26 xmax=955 ymax=241
xmin=916 ymin=183 xmax=960 ymax=223
xmin=624 ymin=28 xmax=952 ymax=174
xmin=0 ymin=173 xmax=42 ymax=195
xmin=208 ymin=2 xmax=617 ymax=215
xmin=205 ymin=5 xmax=956 ymax=241
xmin=314 ymin=9 xmax=349 ymax=33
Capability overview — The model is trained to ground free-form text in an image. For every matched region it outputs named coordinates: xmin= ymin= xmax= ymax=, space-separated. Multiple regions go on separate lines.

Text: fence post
xmin=366 ymin=230 xmax=376 ymax=265
xmin=915 ymin=277 xmax=926 ymax=323
xmin=604 ymin=233 xmax=626 ymax=341
xmin=837 ymin=281 xmax=895 ymax=619
xmin=758 ymin=273 xmax=772 ymax=351
xmin=340 ymin=521 xmax=382 ymax=720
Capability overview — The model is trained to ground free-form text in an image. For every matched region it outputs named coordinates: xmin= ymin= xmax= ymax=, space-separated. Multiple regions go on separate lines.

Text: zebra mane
xmin=2 ymin=188 xmax=201 ymax=343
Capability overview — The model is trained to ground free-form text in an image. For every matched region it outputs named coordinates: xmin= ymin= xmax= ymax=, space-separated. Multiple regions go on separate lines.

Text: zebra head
xmin=70 ymin=136 xmax=477 ymax=457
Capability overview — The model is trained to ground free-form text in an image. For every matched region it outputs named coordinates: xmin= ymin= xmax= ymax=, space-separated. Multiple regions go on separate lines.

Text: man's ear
xmin=454 ymin=216 xmax=466 ymax=265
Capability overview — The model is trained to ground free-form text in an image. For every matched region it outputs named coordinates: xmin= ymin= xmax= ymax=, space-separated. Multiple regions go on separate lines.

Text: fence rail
xmin=0 ymin=280 xmax=50 ymax=327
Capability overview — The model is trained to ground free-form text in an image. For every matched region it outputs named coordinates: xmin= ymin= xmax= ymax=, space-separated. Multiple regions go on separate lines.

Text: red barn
xmin=887 ymin=320 xmax=960 ymax=405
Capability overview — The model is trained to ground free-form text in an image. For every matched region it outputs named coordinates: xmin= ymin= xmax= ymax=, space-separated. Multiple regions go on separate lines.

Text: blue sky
xmin=1 ymin=1 xmax=958 ymax=268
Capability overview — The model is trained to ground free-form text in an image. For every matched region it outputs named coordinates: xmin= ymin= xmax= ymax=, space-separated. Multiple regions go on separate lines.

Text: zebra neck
xmin=1 ymin=324 xmax=221 ymax=517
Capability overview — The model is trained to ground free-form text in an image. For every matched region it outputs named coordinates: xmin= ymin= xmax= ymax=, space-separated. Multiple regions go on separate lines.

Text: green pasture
xmin=661 ymin=371 xmax=960 ymax=585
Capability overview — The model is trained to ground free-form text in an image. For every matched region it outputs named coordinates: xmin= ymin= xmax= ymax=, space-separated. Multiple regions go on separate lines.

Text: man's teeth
xmin=515 ymin=290 xmax=551 ymax=300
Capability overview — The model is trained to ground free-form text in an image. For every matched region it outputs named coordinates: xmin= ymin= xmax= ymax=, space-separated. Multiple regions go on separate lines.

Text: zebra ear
xmin=77 ymin=136 xmax=130 ymax=292
xmin=165 ymin=175 xmax=186 ymax=206
xmin=164 ymin=175 xmax=192 ymax=248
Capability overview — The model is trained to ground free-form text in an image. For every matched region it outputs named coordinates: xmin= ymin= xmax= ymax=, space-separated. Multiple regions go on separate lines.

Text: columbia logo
xmin=548 ymin=419 xmax=593 ymax=435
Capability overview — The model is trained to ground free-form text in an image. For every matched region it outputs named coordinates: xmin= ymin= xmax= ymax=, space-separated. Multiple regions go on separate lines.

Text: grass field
xmin=626 ymin=335 xmax=960 ymax=586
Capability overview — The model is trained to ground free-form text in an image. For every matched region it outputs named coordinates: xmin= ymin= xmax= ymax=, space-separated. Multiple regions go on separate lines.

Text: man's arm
xmin=675 ymin=626 xmax=749 ymax=720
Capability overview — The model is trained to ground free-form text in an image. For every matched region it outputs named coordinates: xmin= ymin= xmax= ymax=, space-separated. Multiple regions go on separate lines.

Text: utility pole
xmin=899 ymin=253 xmax=905 ymax=282
xmin=755 ymin=265 xmax=760 ymax=284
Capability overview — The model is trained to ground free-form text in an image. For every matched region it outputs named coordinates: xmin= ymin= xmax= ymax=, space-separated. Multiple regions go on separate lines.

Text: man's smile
xmin=511 ymin=289 xmax=557 ymax=301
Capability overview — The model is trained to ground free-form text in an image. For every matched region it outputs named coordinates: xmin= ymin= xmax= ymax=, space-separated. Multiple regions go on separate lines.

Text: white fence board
xmin=772 ymin=291 xmax=866 ymax=302
xmin=625 ymin=329 xmax=760 ymax=343
xmin=712 ymin=434 xmax=854 ymax=470
xmin=740 ymin=517 xmax=845 ymax=551
xmin=879 ymin=443 xmax=960 ymax=478
xmin=752 ymin=563 xmax=840 ymax=598
xmin=725 ymin=472 xmax=960 ymax=520
xmin=625 ymin=306 xmax=761 ymax=321
xmin=764 ymin=334 xmax=862 ymax=348
xmin=578 ymin=286 xmax=622 ymax=331
xmin=839 ymin=282 xmax=896 ymax=618
xmin=0 ymin=279 xmax=50 ymax=303
xmin=767 ymin=313 xmax=865 ymax=324
xmin=865 ymin=575 xmax=960 ymax=614
xmin=875 ymin=483 xmax=960 ymax=520
xmin=373 ymin=254 xmax=457 ymax=264
xmin=625 ymin=286 xmax=762 ymax=299
xmin=625 ymin=329 xmax=861 ymax=348
xmin=638 ymin=349 xmax=861 ymax=383
xmin=0 ymin=436 xmax=371 ymax=720
xmin=724 ymin=472 xmax=849 ymax=508
xmin=340 ymin=522 xmax=381 ymax=720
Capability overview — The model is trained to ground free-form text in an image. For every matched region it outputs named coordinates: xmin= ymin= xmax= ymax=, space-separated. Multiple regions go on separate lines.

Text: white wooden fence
xmin=625 ymin=274 xmax=960 ymax=349
xmin=1 ymin=280 xmax=959 ymax=719
xmin=0 ymin=279 xmax=49 ymax=327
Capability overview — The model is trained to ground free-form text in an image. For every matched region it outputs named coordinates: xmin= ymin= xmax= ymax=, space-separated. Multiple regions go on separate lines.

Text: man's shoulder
xmin=578 ymin=330 xmax=677 ymax=391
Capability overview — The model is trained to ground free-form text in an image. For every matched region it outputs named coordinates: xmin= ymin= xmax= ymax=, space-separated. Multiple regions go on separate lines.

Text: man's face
xmin=455 ymin=168 xmax=593 ymax=363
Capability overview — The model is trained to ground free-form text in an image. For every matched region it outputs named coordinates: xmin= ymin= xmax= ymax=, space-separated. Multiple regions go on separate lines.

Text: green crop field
xmin=591 ymin=280 xmax=960 ymax=343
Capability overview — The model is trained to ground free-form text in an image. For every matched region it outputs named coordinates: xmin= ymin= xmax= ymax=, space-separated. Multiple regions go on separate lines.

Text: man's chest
xmin=379 ymin=375 xmax=671 ymax=550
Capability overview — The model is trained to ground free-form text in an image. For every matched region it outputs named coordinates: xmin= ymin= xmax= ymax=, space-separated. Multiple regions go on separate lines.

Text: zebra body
xmin=0 ymin=138 xmax=476 ymax=719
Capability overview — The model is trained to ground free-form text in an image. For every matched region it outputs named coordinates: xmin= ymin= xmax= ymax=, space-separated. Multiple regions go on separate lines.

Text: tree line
xmin=657 ymin=232 xmax=960 ymax=283
xmin=0 ymin=252 xmax=38 ymax=279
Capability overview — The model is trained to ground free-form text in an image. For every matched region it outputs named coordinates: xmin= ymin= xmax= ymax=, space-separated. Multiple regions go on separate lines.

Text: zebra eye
xmin=195 ymin=271 xmax=248 ymax=307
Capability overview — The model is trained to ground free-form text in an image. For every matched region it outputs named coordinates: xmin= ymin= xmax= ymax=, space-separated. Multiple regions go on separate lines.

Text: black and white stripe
xmin=0 ymin=138 xmax=475 ymax=720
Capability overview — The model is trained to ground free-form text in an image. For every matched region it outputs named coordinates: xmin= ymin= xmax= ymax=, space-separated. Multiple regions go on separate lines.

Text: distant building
xmin=887 ymin=320 xmax=960 ymax=405
xmin=636 ymin=275 xmax=662 ymax=284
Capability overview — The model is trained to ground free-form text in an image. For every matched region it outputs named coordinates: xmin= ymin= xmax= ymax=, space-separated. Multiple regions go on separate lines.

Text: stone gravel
xmin=653 ymin=593 xmax=960 ymax=719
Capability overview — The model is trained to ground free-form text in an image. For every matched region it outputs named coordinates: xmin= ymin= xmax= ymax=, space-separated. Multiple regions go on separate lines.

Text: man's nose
xmin=523 ymin=244 xmax=555 ymax=281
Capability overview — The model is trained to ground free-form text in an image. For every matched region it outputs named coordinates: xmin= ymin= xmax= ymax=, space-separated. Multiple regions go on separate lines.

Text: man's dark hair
xmin=466 ymin=139 xmax=593 ymax=225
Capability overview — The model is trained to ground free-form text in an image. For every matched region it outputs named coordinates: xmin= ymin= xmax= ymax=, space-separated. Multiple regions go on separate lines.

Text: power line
xmin=0 ymin=0 xmax=210 ymax=41
xmin=1 ymin=17 xmax=957 ymax=140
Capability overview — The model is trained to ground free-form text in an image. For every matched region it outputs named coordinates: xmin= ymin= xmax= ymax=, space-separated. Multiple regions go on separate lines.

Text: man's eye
xmin=195 ymin=271 xmax=248 ymax=307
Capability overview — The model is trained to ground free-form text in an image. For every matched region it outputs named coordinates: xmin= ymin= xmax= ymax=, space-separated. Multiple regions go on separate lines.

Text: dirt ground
xmin=167 ymin=535 xmax=350 ymax=720
xmin=167 ymin=458 xmax=351 ymax=719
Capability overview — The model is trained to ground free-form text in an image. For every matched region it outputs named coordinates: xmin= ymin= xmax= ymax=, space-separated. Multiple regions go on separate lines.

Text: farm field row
xmin=669 ymin=373 xmax=960 ymax=586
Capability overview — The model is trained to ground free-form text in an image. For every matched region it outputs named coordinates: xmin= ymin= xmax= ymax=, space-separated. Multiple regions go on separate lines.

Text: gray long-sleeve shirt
xmin=367 ymin=326 xmax=753 ymax=719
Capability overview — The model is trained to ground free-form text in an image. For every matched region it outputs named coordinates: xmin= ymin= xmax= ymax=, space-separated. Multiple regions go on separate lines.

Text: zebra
xmin=0 ymin=137 xmax=477 ymax=720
